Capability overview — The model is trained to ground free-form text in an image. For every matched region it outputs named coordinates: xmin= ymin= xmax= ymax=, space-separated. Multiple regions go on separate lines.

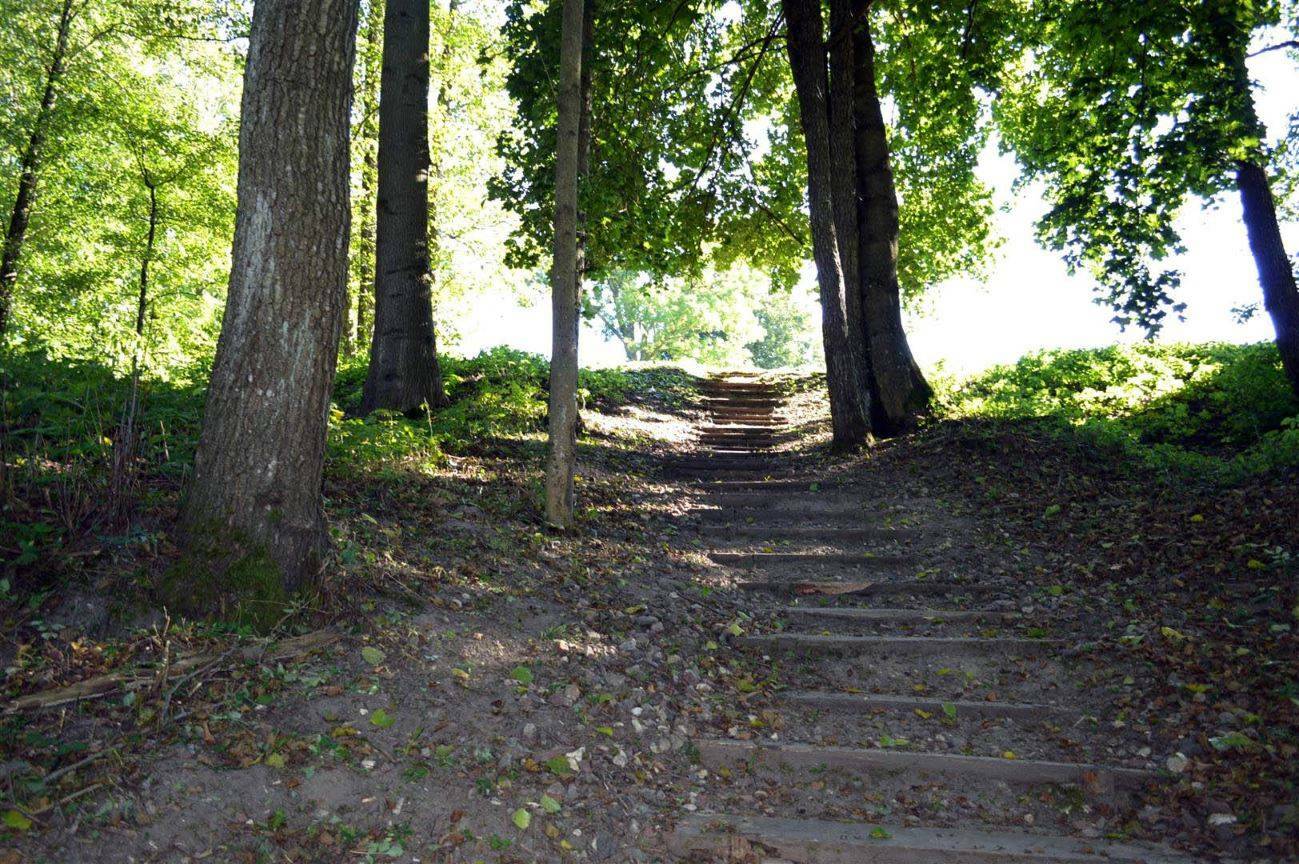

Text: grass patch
xmin=935 ymin=342 xmax=1299 ymax=481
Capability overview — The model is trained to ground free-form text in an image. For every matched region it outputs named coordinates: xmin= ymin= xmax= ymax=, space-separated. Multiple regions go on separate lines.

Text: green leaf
xmin=3 ymin=809 xmax=32 ymax=832
xmin=512 ymin=808 xmax=531 ymax=830
xmin=370 ymin=708 xmax=396 ymax=728
xmin=510 ymin=666 xmax=534 ymax=685
xmin=1208 ymin=732 xmax=1252 ymax=752
xmin=265 ymin=752 xmax=286 ymax=768
xmin=869 ymin=826 xmax=891 ymax=840
xmin=941 ymin=702 xmax=957 ymax=719
xmin=544 ymin=755 xmax=574 ymax=777
xmin=361 ymin=646 xmax=386 ymax=666
xmin=540 ymin=794 xmax=562 ymax=814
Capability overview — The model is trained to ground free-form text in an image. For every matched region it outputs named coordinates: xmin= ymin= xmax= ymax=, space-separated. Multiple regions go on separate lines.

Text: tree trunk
xmin=0 ymin=0 xmax=73 ymax=342
xmin=1237 ymin=159 xmax=1299 ymax=396
xmin=782 ymin=0 xmax=871 ymax=449
xmin=110 ymin=173 xmax=160 ymax=520
xmin=362 ymin=0 xmax=447 ymax=414
xmin=179 ymin=0 xmax=360 ymax=614
xmin=826 ymin=0 xmax=876 ymax=432
xmin=352 ymin=0 xmax=383 ymax=355
xmin=545 ymin=0 xmax=585 ymax=528
xmin=852 ymin=3 xmax=931 ymax=434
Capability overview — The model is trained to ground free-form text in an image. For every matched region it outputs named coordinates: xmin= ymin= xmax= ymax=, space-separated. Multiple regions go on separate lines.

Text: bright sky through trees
xmin=458 ymin=37 xmax=1298 ymax=372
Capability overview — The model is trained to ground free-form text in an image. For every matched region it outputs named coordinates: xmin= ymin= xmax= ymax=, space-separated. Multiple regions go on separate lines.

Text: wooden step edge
xmin=668 ymin=813 xmax=1200 ymax=864
xmin=693 ymin=739 xmax=1155 ymax=792
xmin=698 ymin=525 xmax=924 ymax=540
xmin=780 ymin=606 xmax=1019 ymax=623
xmin=780 ymin=690 xmax=1070 ymax=720
xmin=734 ymin=634 xmax=1064 ymax=657
xmin=737 ymin=579 xmax=1001 ymax=597
xmin=708 ymin=552 xmax=915 ymax=566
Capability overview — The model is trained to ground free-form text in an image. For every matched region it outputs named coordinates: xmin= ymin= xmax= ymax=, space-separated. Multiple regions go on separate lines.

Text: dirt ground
xmin=3 ymin=377 xmax=1294 ymax=863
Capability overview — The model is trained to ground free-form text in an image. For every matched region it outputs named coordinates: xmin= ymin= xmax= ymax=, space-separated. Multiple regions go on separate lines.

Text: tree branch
xmin=1248 ymin=39 xmax=1299 ymax=58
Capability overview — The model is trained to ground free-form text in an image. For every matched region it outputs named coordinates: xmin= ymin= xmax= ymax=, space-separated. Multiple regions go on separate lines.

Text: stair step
xmin=738 ymin=579 xmax=1001 ymax=597
xmin=669 ymin=813 xmax=1197 ymax=863
xmin=781 ymin=607 xmax=1017 ymax=624
xmin=708 ymin=551 xmax=913 ymax=568
xmin=694 ymin=739 xmax=1154 ymax=792
xmin=735 ymin=634 xmax=1062 ymax=657
xmin=781 ymin=690 xmax=1067 ymax=720
xmin=701 ymin=525 xmax=922 ymax=543
xmin=702 ymin=479 xmax=850 ymax=491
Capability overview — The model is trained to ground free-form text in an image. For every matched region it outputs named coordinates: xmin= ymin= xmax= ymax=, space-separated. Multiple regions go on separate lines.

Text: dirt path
xmin=665 ymin=375 xmax=1204 ymax=863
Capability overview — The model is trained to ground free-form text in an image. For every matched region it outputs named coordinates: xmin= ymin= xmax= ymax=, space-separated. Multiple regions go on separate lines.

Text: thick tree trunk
xmin=826 ymin=0 xmax=876 ymax=433
xmin=0 ymin=0 xmax=73 ymax=342
xmin=362 ymin=0 xmax=447 ymax=414
xmin=782 ymin=0 xmax=871 ymax=449
xmin=1237 ymin=159 xmax=1299 ymax=396
xmin=545 ymin=0 xmax=585 ymax=528
xmin=180 ymin=0 xmax=359 ymax=610
xmin=851 ymin=3 xmax=930 ymax=434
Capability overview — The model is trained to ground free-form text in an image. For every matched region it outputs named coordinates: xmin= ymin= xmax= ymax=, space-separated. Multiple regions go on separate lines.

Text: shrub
xmin=935 ymin=342 xmax=1299 ymax=481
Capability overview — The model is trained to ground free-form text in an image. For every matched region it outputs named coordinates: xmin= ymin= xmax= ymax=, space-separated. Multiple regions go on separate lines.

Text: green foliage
xmin=995 ymin=0 xmax=1298 ymax=332
xmin=2 ymin=345 xmax=697 ymax=588
xmin=937 ymin=342 xmax=1299 ymax=480
xmin=494 ymin=0 xmax=1009 ymax=302
xmin=1 ymin=0 xmax=242 ymax=366
xmin=746 ymin=285 xmax=820 ymax=369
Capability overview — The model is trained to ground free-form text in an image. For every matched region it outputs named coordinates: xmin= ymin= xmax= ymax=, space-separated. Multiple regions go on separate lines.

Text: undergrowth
xmin=0 ymin=346 xmax=696 ymax=586
xmin=935 ymin=342 xmax=1299 ymax=482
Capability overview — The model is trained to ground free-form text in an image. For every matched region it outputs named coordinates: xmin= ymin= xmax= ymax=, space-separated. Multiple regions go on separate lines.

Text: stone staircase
xmin=665 ymin=374 xmax=1200 ymax=863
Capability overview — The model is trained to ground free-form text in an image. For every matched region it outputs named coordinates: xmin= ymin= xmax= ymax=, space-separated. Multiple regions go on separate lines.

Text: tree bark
xmin=1237 ymin=159 xmax=1299 ymax=396
xmin=782 ymin=0 xmax=871 ymax=449
xmin=545 ymin=0 xmax=585 ymax=528
xmin=362 ymin=0 xmax=447 ymax=414
xmin=180 ymin=0 xmax=360 ymax=603
xmin=852 ymin=2 xmax=931 ymax=434
xmin=0 ymin=0 xmax=74 ymax=342
xmin=826 ymin=0 xmax=876 ymax=433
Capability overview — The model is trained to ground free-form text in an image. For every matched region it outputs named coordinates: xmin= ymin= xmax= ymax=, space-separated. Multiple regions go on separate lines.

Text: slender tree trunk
xmin=0 ymin=0 xmax=74 ymax=342
xmin=852 ymin=2 xmax=930 ymax=434
xmin=1237 ymin=159 xmax=1299 ymax=395
xmin=545 ymin=0 xmax=585 ymax=528
xmin=362 ymin=0 xmax=447 ymax=414
xmin=111 ymin=175 xmax=160 ymax=520
xmin=180 ymin=0 xmax=360 ymax=609
xmin=352 ymin=0 xmax=383 ymax=355
xmin=782 ymin=0 xmax=871 ymax=449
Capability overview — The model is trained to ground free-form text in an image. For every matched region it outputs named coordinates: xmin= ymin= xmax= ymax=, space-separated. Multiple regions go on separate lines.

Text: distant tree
xmin=179 ymin=0 xmax=359 ymax=617
xmin=588 ymin=266 xmax=764 ymax=365
xmin=747 ymin=287 xmax=819 ymax=369
xmin=997 ymin=0 xmax=1299 ymax=395
xmin=362 ymin=0 xmax=449 ymax=414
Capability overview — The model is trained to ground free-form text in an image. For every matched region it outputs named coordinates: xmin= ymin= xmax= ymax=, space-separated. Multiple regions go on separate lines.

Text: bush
xmin=935 ymin=342 xmax=1299 ymax=481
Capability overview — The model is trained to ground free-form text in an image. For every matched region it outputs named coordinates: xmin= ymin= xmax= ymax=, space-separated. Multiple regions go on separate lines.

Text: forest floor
xmin=2 ymin=368 xmax=1296 ymax=863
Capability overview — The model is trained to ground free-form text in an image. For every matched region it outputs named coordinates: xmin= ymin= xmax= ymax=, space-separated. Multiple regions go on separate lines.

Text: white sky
xmin=457 ymin=43 xmax=1298 ymax=373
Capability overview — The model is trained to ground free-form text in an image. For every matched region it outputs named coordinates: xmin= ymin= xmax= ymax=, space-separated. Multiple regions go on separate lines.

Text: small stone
xmin=1165 ymin=754 xmax=1189 ymax=774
